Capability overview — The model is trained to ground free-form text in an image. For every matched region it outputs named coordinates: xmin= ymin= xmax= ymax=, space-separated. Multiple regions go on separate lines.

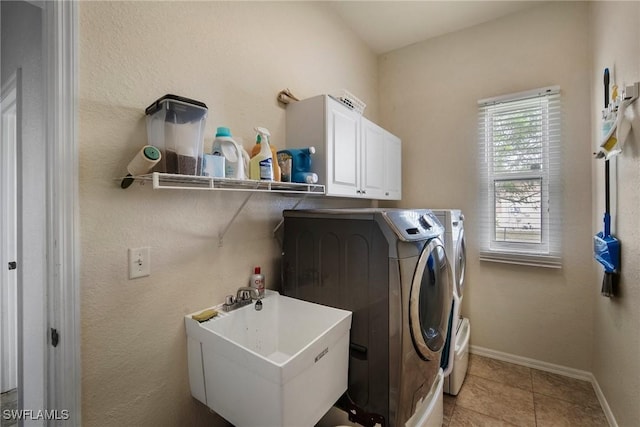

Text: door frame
xmin=1 ymin=71 xmax=19 ymax=394
xmin=43 ymin=1 xmax=79 ymax=422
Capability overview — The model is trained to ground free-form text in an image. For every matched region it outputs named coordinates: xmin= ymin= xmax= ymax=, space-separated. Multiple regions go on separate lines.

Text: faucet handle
xmin=222 ymin=295 xmax=237 ymax=312
xmin=238 ymin=290 xmax=252 ymax=301
xmin=236 ymin=286 xmax=259 ymax=301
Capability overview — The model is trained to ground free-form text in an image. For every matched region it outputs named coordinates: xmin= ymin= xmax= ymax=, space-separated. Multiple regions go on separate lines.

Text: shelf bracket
xmin=118 ymin=173 xmax=324 ymax=246
xmin=272 ymin=193 xmax=310 ymax=247
xmin=218 ymin=191 xmax=255 ymax=247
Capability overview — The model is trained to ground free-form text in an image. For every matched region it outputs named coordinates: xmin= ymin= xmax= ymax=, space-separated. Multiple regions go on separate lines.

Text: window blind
xmin=478 ymin=87 xmax=562 ymax=268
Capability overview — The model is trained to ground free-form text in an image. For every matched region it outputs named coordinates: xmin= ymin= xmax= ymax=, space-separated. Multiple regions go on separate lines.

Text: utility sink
xmin=185 ymin=290 xmax=352 ymax=427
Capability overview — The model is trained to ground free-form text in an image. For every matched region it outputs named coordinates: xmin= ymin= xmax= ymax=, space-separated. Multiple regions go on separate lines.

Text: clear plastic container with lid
xmin=145 ymin=94 xmax=208 ymax=175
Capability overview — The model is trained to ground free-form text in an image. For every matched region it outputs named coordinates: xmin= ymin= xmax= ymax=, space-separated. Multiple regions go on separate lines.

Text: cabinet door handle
xmin=356 ymin=190 xmax=361 ymax=194
xmin=362 ymin=190 xmax=366 ymax=194
xmin=385 ymin=192 xmax=389 ymax=196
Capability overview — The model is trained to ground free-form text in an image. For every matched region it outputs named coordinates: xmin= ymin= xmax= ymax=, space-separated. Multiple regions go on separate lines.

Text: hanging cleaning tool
xmin=596 ymin=79 xmax=639 ymax=160
xmin=594 ymin=68 xmax=620 ymax=297
xmin=597 ymin=68 xmax=616 ymax=158
xmin=594 ymin=159 xmax=620 ymax=297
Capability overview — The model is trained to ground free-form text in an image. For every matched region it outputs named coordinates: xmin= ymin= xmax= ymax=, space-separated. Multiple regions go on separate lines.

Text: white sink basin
xmin=185 ymin=290 xmax=352 ymax=427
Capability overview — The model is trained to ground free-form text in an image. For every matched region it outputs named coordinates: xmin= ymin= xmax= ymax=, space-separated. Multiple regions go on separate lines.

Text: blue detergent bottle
xmin=276 ymin=147 xmax=318 ymax=184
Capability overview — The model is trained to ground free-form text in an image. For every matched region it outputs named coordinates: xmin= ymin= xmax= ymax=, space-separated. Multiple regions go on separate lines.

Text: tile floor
xmin=0 ymin=389 xmax=17 ymax=427
xmin=444 ymin=354 xmax=608 ymax=427
xmin=0 ymin=355 xmax=609 ymax=427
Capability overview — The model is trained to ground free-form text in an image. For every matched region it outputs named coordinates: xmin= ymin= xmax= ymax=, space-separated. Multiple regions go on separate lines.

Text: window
xmin=478 ymin=87 xmax=561 ymax=268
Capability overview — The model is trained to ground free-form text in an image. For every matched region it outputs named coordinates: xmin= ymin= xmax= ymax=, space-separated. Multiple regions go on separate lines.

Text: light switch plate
xmin=128 ymin=247 xmax=150 ymax=279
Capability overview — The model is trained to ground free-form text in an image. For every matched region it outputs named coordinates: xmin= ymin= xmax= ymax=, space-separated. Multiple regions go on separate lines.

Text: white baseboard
xmin=470 ymin=345 xmax=618 ymax=427
xmin=588 ymin=372 xmax=618 ymax=427
xmin=469 ymin=345 xmax=591 ymax=380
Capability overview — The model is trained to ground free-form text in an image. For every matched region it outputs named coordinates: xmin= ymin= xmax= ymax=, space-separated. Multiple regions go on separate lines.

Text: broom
xmin=594 ymin=68 xmax=620 ymax=297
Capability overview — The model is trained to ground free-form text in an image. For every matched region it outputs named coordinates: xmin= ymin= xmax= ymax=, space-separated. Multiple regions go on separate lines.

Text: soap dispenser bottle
xmin=249 ymin=127 xmax=274 ymax=181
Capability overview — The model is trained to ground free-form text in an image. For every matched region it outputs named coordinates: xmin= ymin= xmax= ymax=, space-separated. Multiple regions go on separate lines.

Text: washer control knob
xmin=419 ymin=215 xmax=432 ymax=229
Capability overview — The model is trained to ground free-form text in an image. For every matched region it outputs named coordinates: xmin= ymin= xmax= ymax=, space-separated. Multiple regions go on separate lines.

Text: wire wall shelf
xmin=126 ymin=172 xmax=325 ymax=195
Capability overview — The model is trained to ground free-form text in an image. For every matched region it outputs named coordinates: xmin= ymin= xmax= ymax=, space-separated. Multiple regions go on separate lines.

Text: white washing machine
xmin=431 ymin=209 xmax=469 ymax=395
xmin=432 ymin=210 xmax=466 ymax=304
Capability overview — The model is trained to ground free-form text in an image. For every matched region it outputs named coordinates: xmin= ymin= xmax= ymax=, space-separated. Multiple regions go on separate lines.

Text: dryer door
xmin=455 ymin=227 xmax=466 ymax=299
xmin=409 ymin=237 xmax=452 ymax=361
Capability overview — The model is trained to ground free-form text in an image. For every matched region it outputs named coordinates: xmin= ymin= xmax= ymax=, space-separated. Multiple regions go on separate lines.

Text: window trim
xmin=478 ymin=86 xmax=562 ymax=269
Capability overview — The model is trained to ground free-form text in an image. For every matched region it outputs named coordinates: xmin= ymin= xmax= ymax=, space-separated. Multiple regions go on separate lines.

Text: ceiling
xmin=328 ymin=1 xmax=544 ymax=54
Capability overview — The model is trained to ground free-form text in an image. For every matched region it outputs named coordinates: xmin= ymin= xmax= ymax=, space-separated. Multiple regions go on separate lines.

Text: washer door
xmin=455 ymin=227 xmax=466 ymax=298
xmin=409 ymin=237 xmax=452 ymax=361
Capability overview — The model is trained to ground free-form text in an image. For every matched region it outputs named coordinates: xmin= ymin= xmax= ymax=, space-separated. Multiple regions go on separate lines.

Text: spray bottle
xmin=249 ymin=127 xmax=274 ymax=180
xmin=251 ymin=134 xmax=280 ymax=181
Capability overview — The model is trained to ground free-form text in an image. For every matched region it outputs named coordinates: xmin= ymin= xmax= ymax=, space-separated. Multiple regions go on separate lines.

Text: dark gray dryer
xmin=282 ymin=208 xmax=452 ymax=427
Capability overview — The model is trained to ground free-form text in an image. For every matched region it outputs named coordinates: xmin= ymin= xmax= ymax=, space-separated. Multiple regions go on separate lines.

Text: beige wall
xmin=379 ymin=2 xmax=594 ymax=370
xmin=589 ymin=3 xmax=640 ymax=425
xmin=79 ymin=2 xmax=376 ymax=425
xmin=79 ymin=1 xmax=640 ymax=426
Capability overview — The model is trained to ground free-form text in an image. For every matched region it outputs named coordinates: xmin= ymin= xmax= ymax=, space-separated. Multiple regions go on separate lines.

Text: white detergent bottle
xmin=211 ymin=127 xmax=246 ymax=179
xmin=250 ymin=127 xmax=274 ymax=180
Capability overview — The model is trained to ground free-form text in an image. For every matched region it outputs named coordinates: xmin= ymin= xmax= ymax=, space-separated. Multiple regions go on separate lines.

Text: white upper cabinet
xmin=326 ymin=100 xmax=361 ymax=197
xmin=286 ymin=95 xmax=402 ymax=200
xmin=361 ymin=118 xmax=388 ymax=199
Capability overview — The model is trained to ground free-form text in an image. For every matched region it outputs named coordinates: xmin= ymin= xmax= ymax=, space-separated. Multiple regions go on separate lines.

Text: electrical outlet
xmin=128 ymin=247 xmax=150 ymax=279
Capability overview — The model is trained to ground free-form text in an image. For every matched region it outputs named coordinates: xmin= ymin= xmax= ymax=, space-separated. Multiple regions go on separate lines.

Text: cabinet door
xmin=384 ymin=132 xmax=402 ymax=200
xmin=361 ymin=119 xmax=387 ymax=199
xmin=326 ymin=99 xmax=361 ymax=197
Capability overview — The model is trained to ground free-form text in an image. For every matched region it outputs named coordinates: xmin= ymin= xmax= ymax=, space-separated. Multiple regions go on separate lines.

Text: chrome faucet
xmin=222 ymin=287 xmax=261 ymax=312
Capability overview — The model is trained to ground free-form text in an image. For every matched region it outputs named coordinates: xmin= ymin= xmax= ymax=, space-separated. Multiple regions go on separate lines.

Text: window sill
xmin=479 ymin=251 xmax=562 ymax=269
